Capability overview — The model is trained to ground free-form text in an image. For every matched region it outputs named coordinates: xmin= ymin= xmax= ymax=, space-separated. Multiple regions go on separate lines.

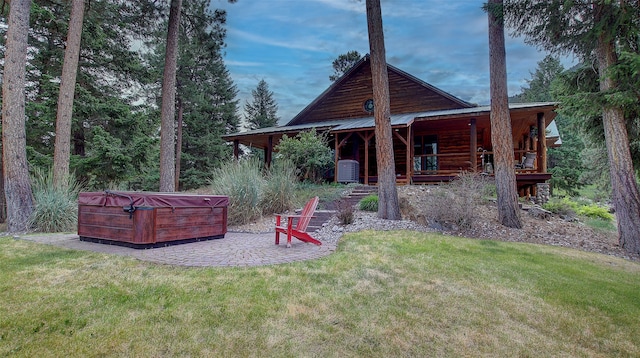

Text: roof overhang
xmin=223 ymin=102 xmax=559 ymax=149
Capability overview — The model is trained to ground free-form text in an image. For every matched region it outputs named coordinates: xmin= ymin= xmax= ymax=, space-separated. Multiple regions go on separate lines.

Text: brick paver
xmin=18 ymin=231 xmax=337 ymax=267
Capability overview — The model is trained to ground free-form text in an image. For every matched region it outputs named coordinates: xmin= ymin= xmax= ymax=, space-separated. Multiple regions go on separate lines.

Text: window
xmin=414 ymin=135 xmax=437 ymax=172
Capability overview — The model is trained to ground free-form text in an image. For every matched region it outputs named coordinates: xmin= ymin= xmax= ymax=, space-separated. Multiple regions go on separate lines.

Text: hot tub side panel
xmin=154 ymin=207 xmax=227 ymax=243
xmin=78 ymin=205 xmax=156 ymax=244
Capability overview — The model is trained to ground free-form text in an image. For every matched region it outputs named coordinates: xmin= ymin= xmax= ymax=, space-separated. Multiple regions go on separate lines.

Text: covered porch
xmin=330 ymin=103 xmax=556 ymax=196
xmin=223 ymin=103 xmax=558 ymax=197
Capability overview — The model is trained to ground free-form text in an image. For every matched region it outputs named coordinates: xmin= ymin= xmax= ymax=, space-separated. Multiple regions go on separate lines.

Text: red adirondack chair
xmin=275 ymin=196 xmax=322 ymax=248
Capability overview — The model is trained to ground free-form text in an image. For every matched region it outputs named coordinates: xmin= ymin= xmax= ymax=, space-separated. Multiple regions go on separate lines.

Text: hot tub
xmin=78 ymin=191 xmax=228 ymax=248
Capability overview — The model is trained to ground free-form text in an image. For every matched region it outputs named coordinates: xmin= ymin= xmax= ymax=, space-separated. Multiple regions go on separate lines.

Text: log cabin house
xmin=223 ymin=55 xmax=560 ymax=196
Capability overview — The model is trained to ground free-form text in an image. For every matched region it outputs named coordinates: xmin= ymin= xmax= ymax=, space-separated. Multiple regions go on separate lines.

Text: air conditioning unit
xmin=337 ymin=159 xmax=359 ymax=183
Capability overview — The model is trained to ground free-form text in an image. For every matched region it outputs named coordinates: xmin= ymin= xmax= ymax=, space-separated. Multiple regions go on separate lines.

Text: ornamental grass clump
xmin=28 ymin=168 xmax=82 ymax=233
xmin=359 ymin=194 xmax=378 ymax=212
xmin=210 ymin=158 xmax=264 ymax=225
xmin=260 ymin=159 xmax=298 ymax=215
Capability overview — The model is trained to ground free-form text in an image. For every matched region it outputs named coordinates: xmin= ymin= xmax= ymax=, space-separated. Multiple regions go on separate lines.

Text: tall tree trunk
xmin=0 ymin=145 xmax=5 ymax=223
xmin=487 ymin=0 xmax=522 ymax=228
xmin=594 ymin=3 xmax=640 ymax=255
xmin=175 ymin=96 xmax=183 ymax=190
xmin=2 ymin=0 xmax=34 ymax=232
xmin=53 ymin=0 xmax=84 ymax=188
xmin=159 ymin=0 xmax=182 ymax=192
xmin=365 ymin=0 xmax=400 ymax=220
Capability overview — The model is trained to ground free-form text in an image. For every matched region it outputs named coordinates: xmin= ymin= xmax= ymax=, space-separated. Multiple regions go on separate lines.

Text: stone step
xmin=301 ymin=186 xmax=378 ymax=232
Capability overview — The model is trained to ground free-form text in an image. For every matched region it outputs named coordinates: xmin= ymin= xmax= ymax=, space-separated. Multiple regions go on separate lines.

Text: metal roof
xmin=222 ymin=102 xmax=558 ymax=139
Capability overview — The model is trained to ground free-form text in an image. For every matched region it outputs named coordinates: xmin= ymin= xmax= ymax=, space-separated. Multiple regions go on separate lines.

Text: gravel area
xmin=230 ymin=185 xmax=640 ymax=262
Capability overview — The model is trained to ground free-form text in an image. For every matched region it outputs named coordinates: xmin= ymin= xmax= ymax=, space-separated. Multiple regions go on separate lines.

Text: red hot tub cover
xmin=79 ymin=191 xmax=229 ymax=208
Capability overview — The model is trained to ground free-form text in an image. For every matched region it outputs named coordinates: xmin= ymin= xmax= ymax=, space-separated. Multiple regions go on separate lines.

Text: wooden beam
xmin=364 ymin=131 xmax=374 ymax=185
xmin=233 ymin=139 xmax=239 ymax=160
xmin=470 ymin=118 xmax=477 ymax=170
xmin=405 ymin=127 xmax=411 ymax=183
xmin=266 ymin=135 xmax=273 ymax=169
xmin=334 ymin=133 xmax=339 ymax=183
xmin=393 ymin=129 xmax=407 ymax=146
xmin=537 ymin=112 xmax=547 ymax=173
xmin=337 ymin=132 xmax=353 ymax=149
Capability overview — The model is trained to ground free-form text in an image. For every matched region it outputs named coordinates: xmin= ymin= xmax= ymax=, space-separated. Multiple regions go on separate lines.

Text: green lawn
xmin=1 ymin=232 xmax=639 ymax=357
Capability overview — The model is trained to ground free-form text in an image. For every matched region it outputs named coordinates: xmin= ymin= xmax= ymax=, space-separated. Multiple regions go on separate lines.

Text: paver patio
xmin=17 ymin=231 xmax=337 ymax=267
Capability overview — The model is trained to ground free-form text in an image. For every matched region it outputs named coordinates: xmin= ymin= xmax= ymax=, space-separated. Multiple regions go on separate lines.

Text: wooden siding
xmin=290 ymin=59 xmax=471 ymax=125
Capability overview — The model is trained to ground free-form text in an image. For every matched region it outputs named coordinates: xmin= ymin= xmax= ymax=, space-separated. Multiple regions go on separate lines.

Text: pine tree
xmin=159 ymin=0 xmax=182 ymax=192
xmin=2 ymin=0 xmax=34 ymax=232
xmin=174 ymin=1 xmax=239 ymax=190
xmin=514 ymin=55 xmax=586 ymax=196
xmin=487 ymin=0 xmax=522 ymax=228
xmin=329 ymin=50 xmax=362 ymax=82
xmin=244 ymin=79 xmax=279 ymax=130
xmin=366 ymin=0 xmax=400 ymax=220
xmin=505 ymin=0 xmax=640 ymax=254
xmin=1 ymin=0 xmax=161 ymax=189
xmin=53 ymin=0 xmax=84 ymax=188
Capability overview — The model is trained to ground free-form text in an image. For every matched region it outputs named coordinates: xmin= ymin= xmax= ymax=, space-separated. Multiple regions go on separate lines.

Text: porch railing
xmin=412 ymin=150 xmax=540 ymax=175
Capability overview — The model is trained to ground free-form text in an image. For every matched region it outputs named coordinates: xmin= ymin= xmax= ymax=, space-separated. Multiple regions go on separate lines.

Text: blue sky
xmin=212 ymin=0 xmax=574 ymax=124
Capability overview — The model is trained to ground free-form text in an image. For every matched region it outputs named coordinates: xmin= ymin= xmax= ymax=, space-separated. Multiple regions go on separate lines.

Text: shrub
xmin=336 ymin=199 xmax=354 ymax=225
xmin=577 ymin=204 xmax=614 ymax=221
xmin=543 ymin=197 xmax=578 ymax=217
xmin=29 ymin=168 xmax=81 ymax=233
xmin=359 ymin=194 xmax=378 ymax=212
xmin=424 ymin=172 xmax=491 ymax=230
xmin=210 ymin=159 xmax=264 ymax=225
xmin=274 ymin=129 xmax=333 ymax=183
xmin=260 ymin=159 xmax=298 ymax=215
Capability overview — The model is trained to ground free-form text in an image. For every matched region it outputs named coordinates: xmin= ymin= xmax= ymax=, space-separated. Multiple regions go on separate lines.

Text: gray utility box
xmin=337 ymin=160 xmax=359 ymax=183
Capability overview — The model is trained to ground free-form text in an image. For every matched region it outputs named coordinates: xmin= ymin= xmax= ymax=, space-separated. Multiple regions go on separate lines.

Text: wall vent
xmin=337 ymin=160 xmax=359 ymax=183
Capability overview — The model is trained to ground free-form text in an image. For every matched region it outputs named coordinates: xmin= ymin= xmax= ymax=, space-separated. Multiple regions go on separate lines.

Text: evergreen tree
xmin=174 ymin=0 xmax=240 ymax=190
xmin=486 ymin=0 xmax=522 ymax=229
xmin=0 ymin=0 xmax=161 ymax=189
xmin=505 ymin=0 xmax=640 ymax=254
xmin=366 ymin=0 xmax=400 ymax=220
xmin=53 ymin=0 xmax=84 ymax=187
xmin=244 ymin=79 xmax=279 ymax=130
xmin=511 ymin=55 xmax=564 ymax=103
xmin=159 ymin=0 xmax=182 ymax=192
xmin=329 ymin=50 xmax=362 ymax=82
xmin=2 ymin=0 xmax=34 ymax=232
xmin=514 ymin=55 xmax=586 ymax=196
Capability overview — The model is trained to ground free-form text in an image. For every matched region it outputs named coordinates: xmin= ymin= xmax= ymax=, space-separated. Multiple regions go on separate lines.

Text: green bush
xmin=210 ymin=159 xmax=264 ymax=225
xmin=359 ymin=194 xmax=378 ymax=212
xmin=577 ymin=204 xmax=614 ymax=221
xmin=29 ymin=168 xmax=82 ymax=233
xmin=543 ymin=197 xmax=578 ymax=216
xmin=260 ymin=159 xmax=298 ymax=215
xmin=543 ymin=197 xmax=613 ymax=221
xmin=274 ymin=129 xmax=333 ymax=183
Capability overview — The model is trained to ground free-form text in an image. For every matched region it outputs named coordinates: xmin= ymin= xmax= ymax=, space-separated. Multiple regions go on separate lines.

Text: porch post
xmin=537 ymin=112 xmax=547 ymax=172
xmin=357 ymin=131 xmax=375 ymax=185
xmin=334 ymin=133 xmax=339 ymax=183
xmin=266 ymin=135 xmax=273 ymax=169
xmin=405 ymin=127 xmax=411 ymax=184
xmin=409 ymin=124 xmax=414 ymax=184
xmin=233 ymin=139 xmax=239 ymax=160
xmin=364 ymin=132 xmax=369 ymax=185
xmin=470 ymin=118 xmax=477 ymax=171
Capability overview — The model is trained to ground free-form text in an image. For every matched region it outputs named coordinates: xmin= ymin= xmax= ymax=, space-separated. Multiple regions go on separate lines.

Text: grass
xmin=1 ymin=232 xmax=639 ymax=357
